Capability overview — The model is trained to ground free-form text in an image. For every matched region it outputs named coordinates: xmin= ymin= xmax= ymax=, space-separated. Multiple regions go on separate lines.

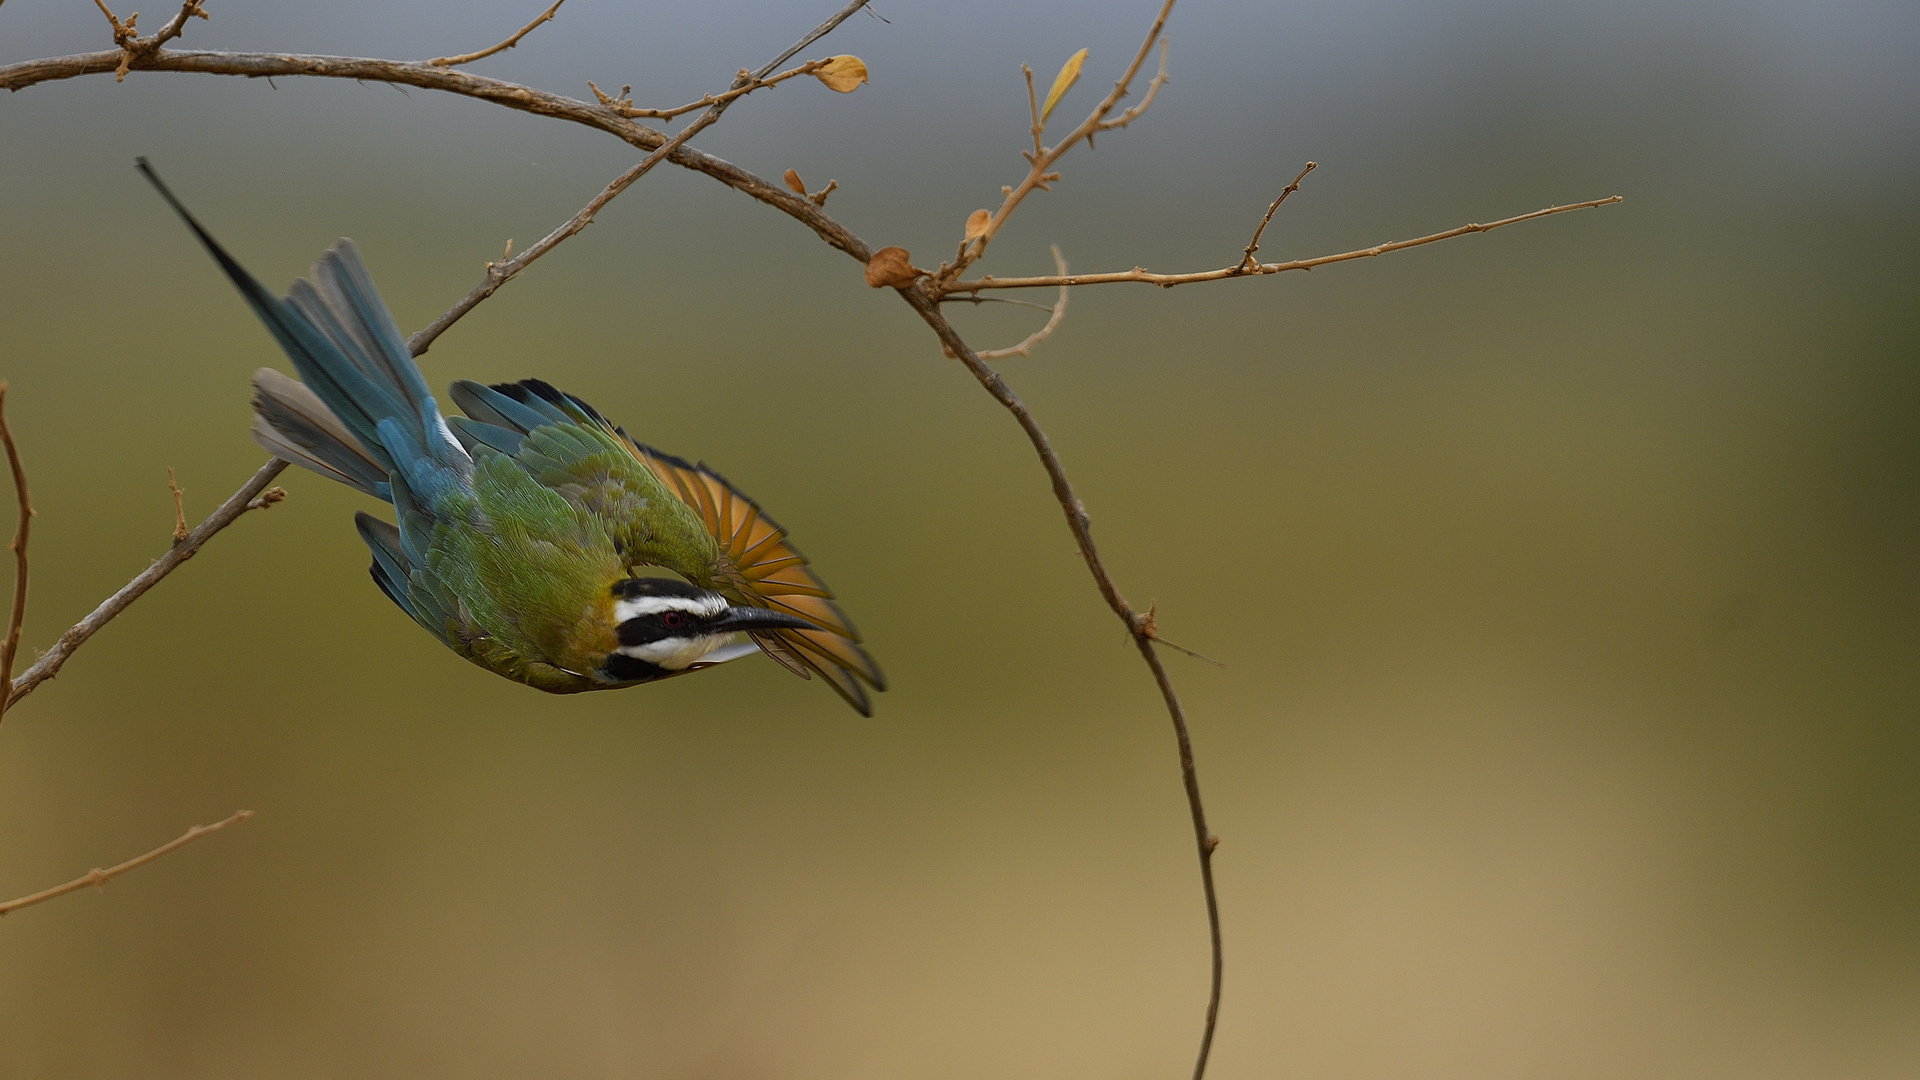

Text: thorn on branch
xmin=1137 ymin=600 xmax=1224 ymax=666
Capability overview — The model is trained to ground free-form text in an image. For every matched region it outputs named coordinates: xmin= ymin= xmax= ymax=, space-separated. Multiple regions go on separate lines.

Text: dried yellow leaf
xmin=864 ymin=246 xmax=923 ymax=289
xmin=813 ymin=55 xmax=869 ymax=93
xmin=1040 ymin=48 xmax=1087 ymax=125
xmin=783 ymin=169 xmax=808 ymax=196
xmin=964 ymin=209 xmax=991 ymax=241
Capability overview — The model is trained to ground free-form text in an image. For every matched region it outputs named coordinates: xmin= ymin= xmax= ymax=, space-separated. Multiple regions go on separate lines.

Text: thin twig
xmin=1023 ymin=63 xmax=1042 ymax=159
xmin=1240 ymin=160 xmax=1315 ymax=271
xmin=900 ymin=282 xmax=1225 ymax=1080
xmin=0 ymin=384 xmax=31 ymax=725
xmin=430 ymin=0 xmax=566 ymax=67
xmin=1096 ymin=36 xmax=1168 ymax=133
xmin=937 ymin=0 xmax=1177 ymax=285
xmin=0 ymin=810 xmax=253 ymax=916
xmin=166 ymin=466 xmax=188 ymax=543
xmin=946 ymin=195 xmax=1624 ymax=293
xmin=977 ymin=245 xmax=1070 ymax=359
xmin=6 ymin=459 xmax=287 ymax=709
xmin=408 ymin=0 xmax=875 ymax=354
xmin=590 ymin=58 xmax=831 ymax=121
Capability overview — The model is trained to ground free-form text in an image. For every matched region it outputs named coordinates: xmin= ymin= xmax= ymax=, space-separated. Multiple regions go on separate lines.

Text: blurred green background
xmin=2 ymin=0 xmax=1916 ymax=1076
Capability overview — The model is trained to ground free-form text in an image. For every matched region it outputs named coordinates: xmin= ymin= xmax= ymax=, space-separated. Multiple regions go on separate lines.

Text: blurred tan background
xmin=2 ymin=0 xmax=1916 ymax=1077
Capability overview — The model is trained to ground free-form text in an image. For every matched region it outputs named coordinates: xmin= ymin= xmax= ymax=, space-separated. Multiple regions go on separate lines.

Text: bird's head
xmin=598 ymin=577 xmax=818 ymax=684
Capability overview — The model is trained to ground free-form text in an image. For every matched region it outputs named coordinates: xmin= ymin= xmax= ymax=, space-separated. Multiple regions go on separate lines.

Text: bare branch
xmin=946 ymin=195 xmax=1623 ymax=294
xmin=0 ymin=810 xmax=253 ymax=917
xmin=976 ymin=245 xmax=1070 ymax=359
xmin=409 ymin=1 xmax=873 ymax=354
xmin=0 ymin=52 xmax=873 ymax=266
xmin=6 ymin=459 xmax=287 ymax=709
xmin=1239 ymin=160 xmax=1315 ymax=271
xmin=430 ymin=0 xmax=566 ymax=68
xmin=0 ymin=384 xmax=31 ymax=726
xmin=898 ymin=281 xmax=1224 ymax=1080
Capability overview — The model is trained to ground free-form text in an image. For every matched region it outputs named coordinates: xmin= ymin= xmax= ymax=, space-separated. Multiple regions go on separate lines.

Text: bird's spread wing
xmin=444 ymin=379 xmax=885 ymax=716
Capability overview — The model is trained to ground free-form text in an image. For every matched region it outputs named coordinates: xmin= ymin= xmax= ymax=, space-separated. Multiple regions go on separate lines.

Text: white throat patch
xmin=616 ymin=634 xmax=734 ymax=671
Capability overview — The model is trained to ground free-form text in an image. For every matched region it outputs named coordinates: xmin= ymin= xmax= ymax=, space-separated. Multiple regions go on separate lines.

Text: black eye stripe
xmin=617 ymin=612 xmax=705 ymax=647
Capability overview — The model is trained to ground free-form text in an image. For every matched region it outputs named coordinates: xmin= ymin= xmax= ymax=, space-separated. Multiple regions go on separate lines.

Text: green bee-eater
xmin=141 ymin=162 xmax=884 ymax=715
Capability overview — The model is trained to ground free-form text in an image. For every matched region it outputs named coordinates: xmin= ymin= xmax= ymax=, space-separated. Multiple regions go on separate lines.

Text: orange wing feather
xmin=624 ymin=436 xmax=885 ymax=716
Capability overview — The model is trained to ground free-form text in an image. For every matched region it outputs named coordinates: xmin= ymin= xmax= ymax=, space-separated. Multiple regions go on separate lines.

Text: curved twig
xmin=0 ymin=384 xmax=32 ymax=725
xmin=976 ymin=245 xmax=1070 ymax=359
xmin=899 ymin=281 xmax=1225 ymax=1080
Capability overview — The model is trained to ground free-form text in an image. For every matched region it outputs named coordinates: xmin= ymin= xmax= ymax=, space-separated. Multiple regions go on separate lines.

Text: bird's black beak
xmin=711 ymin=606 xmax=820 ymax=634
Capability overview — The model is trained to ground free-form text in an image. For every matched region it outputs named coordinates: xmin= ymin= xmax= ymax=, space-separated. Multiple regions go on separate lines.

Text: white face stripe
xmin=613 ymin=593 xmax=729 ymax=623
xmin=616 ymin=634 xmax=734 ymax=671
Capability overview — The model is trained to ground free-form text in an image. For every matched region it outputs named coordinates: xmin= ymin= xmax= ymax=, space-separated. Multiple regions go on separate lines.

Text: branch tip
xmin=429 ymin=0 xmax=567 ymax=68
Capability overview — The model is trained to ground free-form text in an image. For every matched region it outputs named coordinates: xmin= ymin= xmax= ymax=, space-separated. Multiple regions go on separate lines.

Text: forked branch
xmin=945 ymin=195 xmax=1623 ymax=294
xmin=406 ymin=0 xmax=874 ymax=354
xmin=936 ymin=0 xmax=1177 ymax=283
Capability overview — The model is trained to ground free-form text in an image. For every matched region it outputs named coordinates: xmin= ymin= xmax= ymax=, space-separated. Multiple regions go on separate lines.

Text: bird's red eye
xmin=662 ymin=612 xmax=684 ymax=628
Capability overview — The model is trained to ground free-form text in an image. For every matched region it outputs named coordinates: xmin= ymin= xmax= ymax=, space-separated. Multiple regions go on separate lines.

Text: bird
xmin=138 ymin=160 xmax=885 ymax=715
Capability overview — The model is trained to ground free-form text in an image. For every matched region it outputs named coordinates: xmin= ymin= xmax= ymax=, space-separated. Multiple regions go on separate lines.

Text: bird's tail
xmin=137 ymin=159 xmax=469 ymax=522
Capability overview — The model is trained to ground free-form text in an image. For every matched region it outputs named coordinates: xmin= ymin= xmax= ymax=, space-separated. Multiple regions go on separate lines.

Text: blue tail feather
xmin=138 ymin=159 xmax=469 ymax=501
xmin=449 ymin=380 xmax=557 ymax=436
